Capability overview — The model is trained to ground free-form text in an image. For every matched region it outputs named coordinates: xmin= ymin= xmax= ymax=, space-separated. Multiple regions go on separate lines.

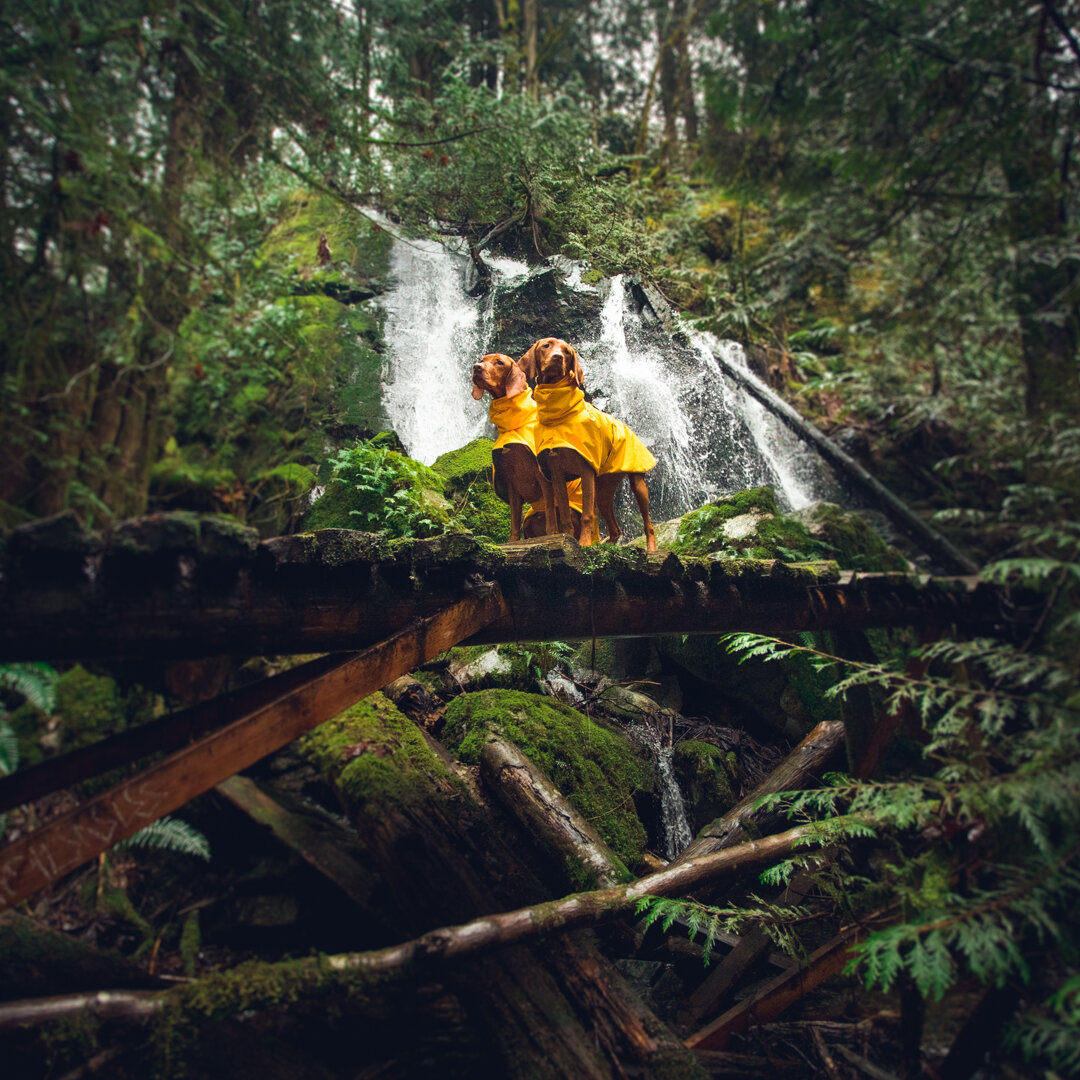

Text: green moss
xmin=432 ymin=439 xmax=513 ymax=543
xmin=149 ymin=457 xmax=239 ymax=514
xmin=672 ymin=486 xmax=825 ymax=560
xmin=258 ymin=189 xmax=392 ymax=285
xmin=792 ymin=503 xmax=910 ymax=572
xmin=298 ymin=692 xmax=457 ymax=808
xmin=441 ymin=689 xmax=652 ymax=868
xmin=248 ymin=463 xmax=316 ymax=538
xmin=673 ymin=740 xmax=736 ymax=833
xmin=432 ymin=438 xmax=495 ymax=485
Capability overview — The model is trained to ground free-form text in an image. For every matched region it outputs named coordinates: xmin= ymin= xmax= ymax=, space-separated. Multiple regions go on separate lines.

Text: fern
xmin=634 ymin=894 xmax=812 ymax=964
xmin=0 ymin=662 xmax=59 ymax=713
xmin=0 ymin=720 xmax=18 ymax=777
xmin=117 ymin=816 xmax=211 ymax=861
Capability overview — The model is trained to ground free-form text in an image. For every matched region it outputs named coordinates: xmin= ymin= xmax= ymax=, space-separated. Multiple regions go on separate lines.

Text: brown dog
xmin=471 ymin=353 xmax=581 ymax=541
xmin=518 ymin=338 xmax=657 ymax=552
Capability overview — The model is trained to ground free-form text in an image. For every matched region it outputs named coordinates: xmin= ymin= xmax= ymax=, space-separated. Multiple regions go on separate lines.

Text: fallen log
xmin=674 ymin=720 xmax=846 ymax=864
xmin=684 ymin=915 xmax=882 ymax=1051
xmin=478 ymin=734 xmax=631 ymax=889
xmin=0 ymin=516 xmax=1004 ymax=661
xmin=704 ymin=346 xmax=979 ymax=575
xmin=0 ymin=590 xmax=506 ymax=911
xmin=0 ymin=822 xmax=831 ymax=1033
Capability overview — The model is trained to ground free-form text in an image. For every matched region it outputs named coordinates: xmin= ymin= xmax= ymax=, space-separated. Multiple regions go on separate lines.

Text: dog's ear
xmin=518 ymin=341 xmax=539 ymax=384
xmin=568 ymin=344 xmax=585 ymax=389
xmin=471 ymin=382 xmax=486 ymax=400
xmin=505 ymin=362 xmax=528 ymax=397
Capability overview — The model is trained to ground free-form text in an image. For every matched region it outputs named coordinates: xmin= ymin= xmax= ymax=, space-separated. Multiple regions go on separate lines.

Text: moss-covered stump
xmin=304 ymin=443 xmax=453 ymax=537
xmin=441 ymin=689 xmax=653 ymax=869
xmin=432 ymin=438 xmax=512 ymax=543
xmin=673 ymin=741 xmax=737 ymax=834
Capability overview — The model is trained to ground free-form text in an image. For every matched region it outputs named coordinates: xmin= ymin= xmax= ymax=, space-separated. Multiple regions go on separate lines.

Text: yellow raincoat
xmin=534 ymin=376 xmax=657 ymax=475
xmin=488 ymin=388 xmax=582 ymax=518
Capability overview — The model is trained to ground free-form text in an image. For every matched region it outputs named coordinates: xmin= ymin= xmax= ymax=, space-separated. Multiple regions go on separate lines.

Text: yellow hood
xmin=489 ymin=388 xmax=539 ymax=453
xmin=534 ymin=377 xmax=657 ymax=476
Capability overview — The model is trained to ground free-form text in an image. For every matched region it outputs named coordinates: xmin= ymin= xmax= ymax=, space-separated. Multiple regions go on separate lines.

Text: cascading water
xmin=378 ymin=237 xmax=841 ymax=523
xmin=635 ymin=721 xmax=694 ymax=859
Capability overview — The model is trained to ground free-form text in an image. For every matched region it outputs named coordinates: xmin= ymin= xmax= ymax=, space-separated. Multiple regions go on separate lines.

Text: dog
xmin=518 ymin=337 xmax=657 ymax=552
xmin=471 ymin=353 xmax=582 ymax=541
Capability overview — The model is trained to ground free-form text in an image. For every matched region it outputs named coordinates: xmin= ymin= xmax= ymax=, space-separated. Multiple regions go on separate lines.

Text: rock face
xmin=488 ymin=265 xmax=604 ymax=358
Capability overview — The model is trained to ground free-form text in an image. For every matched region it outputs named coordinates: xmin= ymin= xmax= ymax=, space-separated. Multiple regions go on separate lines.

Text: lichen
xmin=297 ymin=692 xmax=458 ymax=808
xmin=441 ymin=689 xmax=652 ymax=868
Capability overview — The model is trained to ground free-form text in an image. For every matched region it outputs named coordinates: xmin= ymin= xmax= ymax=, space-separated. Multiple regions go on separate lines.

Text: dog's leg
xmin=628 ymin=473 xmax=656 ymax=553
xmin=597 ymin=474 xmax=622 ymax=544
xmin=579 ymin=469 xmax=597 ymax=545
xmin=552 ymin=469 xmax=575 ymax=537
xmin=509 ymin=488 xmax=523 ymax=542
xmin=542 ymin=469 xmax=559 ymax=537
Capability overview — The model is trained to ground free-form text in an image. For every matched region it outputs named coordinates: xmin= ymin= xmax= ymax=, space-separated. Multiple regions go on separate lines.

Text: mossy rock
xmin=260 ymin=189 xmax=392 ymax=286
xmin=436 ymin=642 xmax=570 ymax=695
xmin=441 ymin=689 xmax=652 ymax=868
xmin=790 ymin=502 xmax=910 ymax=572
xmin=433 ymin=439 xmax=512 ymax=544
xmin=673 ymin=741 xmax=736 ymax=833
xmin=298 ymin=692 xmax=458 ymax=809
xmin=304 ymin=444 xmax=453 ymax=538
xmin=668 ymin=486 xmax=826 ymax=561
xmin=654 ymin=634 xmax=841 ymax=741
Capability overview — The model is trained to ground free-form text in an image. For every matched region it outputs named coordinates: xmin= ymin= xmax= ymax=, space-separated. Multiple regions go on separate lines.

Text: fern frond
xmin=118 ymin=816 xmax=211 ymax=860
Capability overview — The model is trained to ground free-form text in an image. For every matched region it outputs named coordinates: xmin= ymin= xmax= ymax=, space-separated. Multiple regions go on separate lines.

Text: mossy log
xmin=298 ymin=694 xmax=706 ymax=1079
xmin=0 ymin=821 xmax=827 ymax=1034
xmin=0 ymin=514 xmax=1006 ymax=661
xmin=478 ymin=734 xmax=631 ymax=890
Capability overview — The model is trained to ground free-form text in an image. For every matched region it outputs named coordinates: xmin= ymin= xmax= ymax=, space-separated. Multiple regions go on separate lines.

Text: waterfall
xmin=378 ymin=238 xmax=841 ymax=520
xmin=634 ymin=721 xmax=694 ymax=859
xmin=380 ymin=237 xmax=490 ymax=465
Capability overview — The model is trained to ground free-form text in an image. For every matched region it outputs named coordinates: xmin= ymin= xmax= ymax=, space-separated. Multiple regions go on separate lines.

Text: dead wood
xmin=812 ymin=1026 xmax=843 ymax=1080
xmin=678 ymin=868 xmax=816 ymax=1030
xmin=479 ymin=733 xmax=630 ymax=889
xmin=0 ymin=989 xmax=160 ymax=1030
xmin=0 ymin=822 xmax=828 ymax=1036
xmin=685 ymin=914 xmax=879 ymax=1051
xmin=0 ymin=591 xmax=505 ymax=912
xmin=690 ymin=1049 xmax=806 ymax=1077
xmin=834 ymin=1044 xmax=901 ymax=1080
xmin=382 ymin=674 xmax=446 ymax=731
xmin=0 ymin=516 xmax=1003 ymax=662
xmin=674 ymin=720 xmax=846 ymax=864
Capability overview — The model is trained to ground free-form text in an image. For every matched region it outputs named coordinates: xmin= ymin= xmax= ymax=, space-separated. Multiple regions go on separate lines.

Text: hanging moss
xmin=297 ymin=692 xmax=458 ymax=809
xmin=441 ymin=689 xmax=652 ymax=868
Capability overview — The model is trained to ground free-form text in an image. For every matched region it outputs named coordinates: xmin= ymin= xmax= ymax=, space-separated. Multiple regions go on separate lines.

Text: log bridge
xmin=0 ymin=510 xmax=1018 ymax=1069
xmin=0 ymin=510 xmax=1007 ymax=911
